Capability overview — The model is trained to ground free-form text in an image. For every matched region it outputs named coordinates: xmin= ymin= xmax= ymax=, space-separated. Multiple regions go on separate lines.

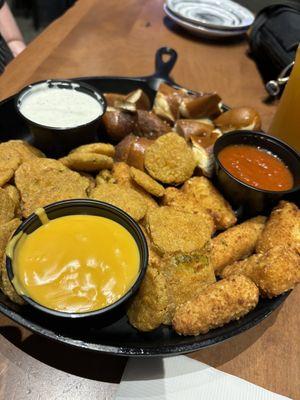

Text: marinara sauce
xmin=218 ymin=144 xmax=293 ymax=191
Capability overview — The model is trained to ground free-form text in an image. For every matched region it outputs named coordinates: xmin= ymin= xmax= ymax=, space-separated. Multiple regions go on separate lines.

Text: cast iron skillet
xmin=0 ymin=47 xmax=288 ymax=356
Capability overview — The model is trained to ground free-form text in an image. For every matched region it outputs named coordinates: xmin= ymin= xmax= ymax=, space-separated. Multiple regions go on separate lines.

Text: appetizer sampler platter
xmin=0 ymin=48 xmax=296 ymax=356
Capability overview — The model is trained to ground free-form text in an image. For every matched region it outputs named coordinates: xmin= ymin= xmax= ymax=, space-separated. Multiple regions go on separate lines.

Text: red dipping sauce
xmin=218 ymin=144 xmax=294 ymax=191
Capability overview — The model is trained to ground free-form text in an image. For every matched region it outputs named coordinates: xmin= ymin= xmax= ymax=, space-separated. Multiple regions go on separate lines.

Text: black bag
xmin=248 ymin=1 xmax=300 ymax=96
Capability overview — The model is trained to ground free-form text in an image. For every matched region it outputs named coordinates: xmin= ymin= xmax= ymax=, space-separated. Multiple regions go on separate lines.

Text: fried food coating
xmin=0 ymin=140 xmax=44 ymax=169
xmin=130 ymin=167 xmax=165 ymax=197
xmin=15 ymin=158 xmax=89 ymax=217
xmin=0 ymin=218 xmax=24 ymax=305
xmin=89 ymin=183 xmax=147 ymax=221
xmin=60 ymin=152 xmax=113 ymax=172
xmin=0 ymin=188 xmax=16 ymax=223
xmin=211 ymin=216 xmax=266 ymax=274
xmin=95 ymin=169 xmax=116 ymax=185
xmin=173 ymin=275 xmax=259 ymax=336
xmin=70 ymin=142 xmax=115 ymax=157
xmin=112 ymin=162 xmax=157 ymax=209
xmin=256 ymin=201 xmax=300 ymax=253
xmin=145 ymin=206 xmax=214 ymax=255
xmin=221 ymin=246 xmax=300 ymax=298
xmin=162 ymin=187 xmax=215 ymax=235
xmin=3 ymin=185 xmax=21 ymax=216
xmin=161 ymin=250 xmax=216 ymax=324
xmin=78 ymin=172 xmax=96 ymax=194
xmin=139 ymin=224 xmax=162 ymax=270
xmin=182 ymin=177 xmax=236 ymax=230
xmin=0 ymin=169 xmax=14 ymax=187
xmin=127 ymin=267 xmax=169 ymax=332
xmin=144 ymin=132 xmax=196 ymax=184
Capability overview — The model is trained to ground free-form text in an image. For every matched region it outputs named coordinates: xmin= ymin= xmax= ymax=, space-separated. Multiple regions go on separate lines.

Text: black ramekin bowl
xmin=6 ymin=199 xmax=148 ymax=320
xmin=15 ymin=79 xmax=107 ymax=158
xmin=213 ymin=130 xmax=300 ymax=216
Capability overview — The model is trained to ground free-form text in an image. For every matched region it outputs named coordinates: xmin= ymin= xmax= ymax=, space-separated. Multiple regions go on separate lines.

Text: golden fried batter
xmin=0 ymin=141 xmax=44 ymax=189
xmin=182 ymin=177 xmax=236 ymax=230
xmin=89 ymin=183 xmax=147 ymax=221
xmin=161 ymin=250 xmax=216 ymax=324
xmin=70 ymin=142 xmax=115 ymax=157
xmin=0 ymin=218 xmax=24 ymax=305
xmin=173 ymin=275 xmax=259 ymax=336
xmin=211 ymin=216 xmax=266 ymax=274
xmin=0 ymin=140 xmax=43 ymax=171
xmin=15 ymin=158 xmax=89 ymax=217
xmin=78 ymin=172 xmax=96 ymax=194
xmin=3 ymin=185 xmax=21 ymax=216
xmin=130 ymin=167 xmax=165 ymax=197
xmin=0 ymin=188 xmax=16 ymax=223
xmin=145 ymin=206 xmax=214 ymax=255
xmin=127 ymin=267 xmax=168 ymax=331
xmin=60 ymin=152 xmax=113 ymax=172
xmin=0 ymin=169 xmax=14 ymax=187
xmin=256 ymin=201 xmax=300 ymax=253
xmin=139 ymin=224 xmax=162 ymax=270
xmin=95 ymin=169 xmax=116 ymax=185
xmin=144 ymin=132 xmax=196 ymax=184
xmin=112 ymin=162 xmax=157 ymax=209
xmin=221 ymin=245 xmax=300 ymax=298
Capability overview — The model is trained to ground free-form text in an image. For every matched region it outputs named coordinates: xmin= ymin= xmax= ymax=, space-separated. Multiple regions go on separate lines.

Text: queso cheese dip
xmin=12 ymin=214 xmax=140 ymax=313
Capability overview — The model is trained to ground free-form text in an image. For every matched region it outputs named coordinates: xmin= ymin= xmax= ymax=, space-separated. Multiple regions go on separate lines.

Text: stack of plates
xmin=164 ymin=0 xmax=255 ymax=39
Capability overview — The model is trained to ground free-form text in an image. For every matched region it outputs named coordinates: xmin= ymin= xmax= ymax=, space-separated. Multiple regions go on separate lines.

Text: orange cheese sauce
xmin=218 ymin=144 xmax=293 ymax=191
xmin=13 ymin=215 xmax=140 ymax=313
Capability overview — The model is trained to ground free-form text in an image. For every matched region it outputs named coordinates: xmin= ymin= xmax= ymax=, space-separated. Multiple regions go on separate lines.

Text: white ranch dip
xmin=19 ymin=83 xmax=103 ymax=129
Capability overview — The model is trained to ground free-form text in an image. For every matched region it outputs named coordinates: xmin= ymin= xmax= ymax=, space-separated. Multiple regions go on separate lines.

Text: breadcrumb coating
xmin=182 ymin=177 xmax=236 ymax=230
xmin=173 ymin=275 xmax=259 ymax=336
xmin=145 ymin=206 xmax=214 ymax=255
xmin=256 ymin=201 xmax=300 ymax=253
xmin=90 ymin=183 xmax=147 ymax=221
xmin=211 ymin=216 xmax=266 ymax=273
xmin=130 ymin=167 xmax=165 ymax=197
xmin=221 ymin=245 xmax=300 ymax=298
xmin=60 ymin=152 xmax=113 ymax=172
xmin=144 ymin=132 xmax=196 ymax=184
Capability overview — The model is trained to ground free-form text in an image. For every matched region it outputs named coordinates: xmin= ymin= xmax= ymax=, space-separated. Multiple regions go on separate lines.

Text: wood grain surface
xmin=0 ymin=0 xmax=299 ymax=399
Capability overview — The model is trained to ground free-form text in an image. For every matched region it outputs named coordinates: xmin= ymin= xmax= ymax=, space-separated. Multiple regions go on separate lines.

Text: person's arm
xmin=0 ymin=2 xmax=25 ymax=57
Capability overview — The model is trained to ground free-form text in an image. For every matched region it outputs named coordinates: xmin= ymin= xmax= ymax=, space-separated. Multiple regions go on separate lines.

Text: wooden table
xmin=0 ymin=1 xmax=299 ymax=399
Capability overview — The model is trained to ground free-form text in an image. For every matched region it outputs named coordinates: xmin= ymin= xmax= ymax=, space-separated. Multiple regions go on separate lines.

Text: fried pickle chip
xmin=3 ymin=185 xmax=21 ymax=216
xmin=161 ymin=250 xmax=216 ymax=324
xmin=221 ymin=245 xmax=300 ymax=298
xmin=173 ymin=275 xmax=259 ymax=336
xmin=0 ymin=141 xmax=44 ymax=187
xmin=0 ymin=218 xmax=24 ymax=305
xmin=78 ymin=172 xmax=96 ymax=194
xmin=90 ymin=183 xmax=147 ymax=221
xmin=60 ymin=152 xmax=113 ymax=172
xmin=0 ymin=188 xmax=16 ymax=223
xmin=162 ymin=187 xmax=215 ymax=223
xmin=112 ymin=162 xmax=157 ymax=209
xmin=256 ymin=201 xmax=300 ymax=253
xmin=139 ymin=224 xmax=162 ymax=270
xmin=145 ymin=206 xmax=214 ymax=255
xmin=15 ymin=158 xmax=89 ymax=217
xmin=127 ymin=267 xmax=168 ymax=331
xmin=95 ymin=169 xmax=116 ymax=185
xmin=70 ymin=142 xmax=115 ymax=157
xmin=182 ymin=176 xmax=236 ymax=230
xmin=130 ymin=167 xmax=165 ymax=197
xmin=144 ymin=132 xmax=196 ymax=184
xmin=211 ymin=216 xmax=266 ymax=274
xmin=10 ymin=140 xmax=45 ymax=160
xmin=0 ymin=169 xmax=14 ymax=187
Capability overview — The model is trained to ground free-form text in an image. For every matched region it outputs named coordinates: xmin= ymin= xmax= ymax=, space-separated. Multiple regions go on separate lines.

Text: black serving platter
xmin=0 ymin=47 xmax=289 ymax=356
